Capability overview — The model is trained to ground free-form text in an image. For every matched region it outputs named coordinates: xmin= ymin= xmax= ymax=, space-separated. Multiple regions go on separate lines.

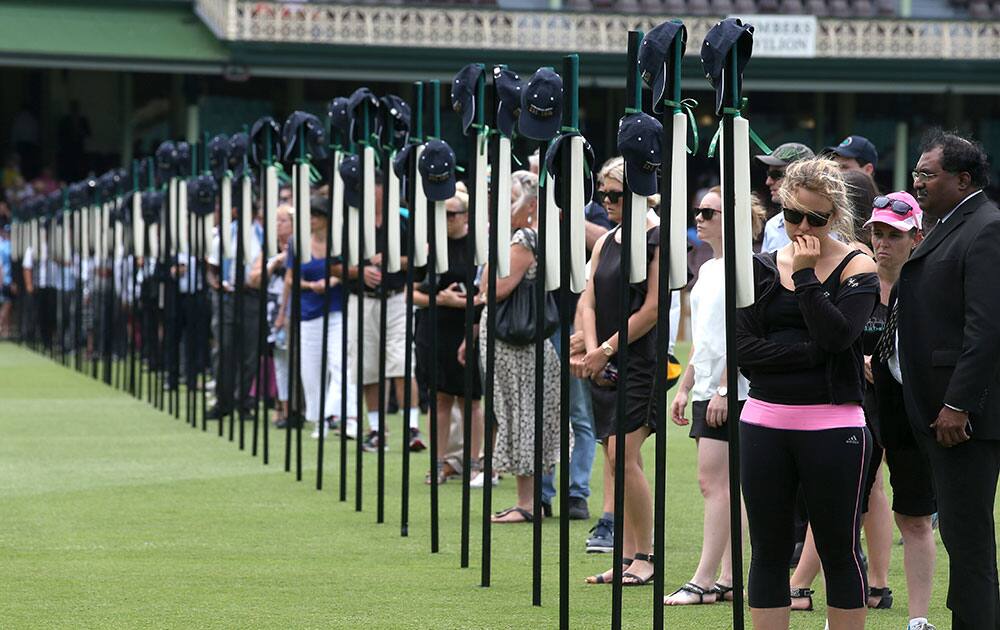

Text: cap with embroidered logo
xmin=617 ymin=112 xmax=664 ymax=197
xmin=495 ymin=67 xmax=524 ymax=138
xmin=519 ymin=67 xmax=563 ymax=141
xmin=418 ymin=139 xmax=457 ymax=202
xmin=451 ymin=64 xmax=485 ymax=135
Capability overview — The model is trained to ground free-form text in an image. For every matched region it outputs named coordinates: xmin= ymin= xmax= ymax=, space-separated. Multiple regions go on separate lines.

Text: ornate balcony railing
xmin=194 ymin=0 xmax=1000 ymax=60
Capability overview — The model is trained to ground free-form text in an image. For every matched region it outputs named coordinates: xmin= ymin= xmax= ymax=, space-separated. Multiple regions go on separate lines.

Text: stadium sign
xmin=730 ymin=14 xmax=817 ymax=58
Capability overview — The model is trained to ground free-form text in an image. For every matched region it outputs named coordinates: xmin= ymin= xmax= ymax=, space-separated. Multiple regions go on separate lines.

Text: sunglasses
xmin=767 ymin=168 xmax=785 ymax=181
xmin=873 ymin=195 xmax=913 ymax=215
xmin=446 ymin=210 xmax=467 ymax=217
xmin=596 ymin=190 xmax=624 ymax=205
xmin=783 ymin=207 xmax=831 ymax=228
xmin=694 ymin=207 xmax=720 ymax=221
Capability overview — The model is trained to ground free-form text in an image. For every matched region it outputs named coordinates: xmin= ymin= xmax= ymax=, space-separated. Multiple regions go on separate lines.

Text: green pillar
xmin=121 ymin=72 xmax=134 ymax=165
xmin=893 ymin=121 xmax=909 ymax=192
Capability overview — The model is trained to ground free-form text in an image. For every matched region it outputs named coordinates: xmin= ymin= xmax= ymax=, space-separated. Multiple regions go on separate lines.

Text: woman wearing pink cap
xmin=865 ymin=192 xmax=939 ymax=630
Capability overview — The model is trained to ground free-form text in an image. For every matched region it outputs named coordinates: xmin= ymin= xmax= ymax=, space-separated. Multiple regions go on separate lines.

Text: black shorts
xmin=688 ymin=399 xmax=744 ymax=442
xmin=886 ymin=445 xmax=936 ymax=517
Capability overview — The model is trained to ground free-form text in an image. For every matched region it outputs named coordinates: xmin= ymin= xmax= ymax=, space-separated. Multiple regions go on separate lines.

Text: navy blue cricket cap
xmin=68 ymin=181 xmax=88 ymax=208
xmin=155 ymin=141 xmax=179 ymax=180
xmin=418 ymin=139 xmax=457 ymax=202
xmin=519 ymin=67 xmax=563 ymax=141
xmin=825 ymin=135 xmax=878 ymax=169
xmin=141 ymin=190 xmax=163 ymax=224
xmin=700 ymin=18 xmax=754 ymax=116
xmin=97 ymin=170 xmax=117 ymax=199
xmin=175 ymin=142 xmax=192 ymax=177
xmin=339 ymin=154 xmax=362 ymax=209
xmin=451 ymin=63 xmax=485 ymax=135
xmin=379 ymin=94 xmax=411 ymax=151
xmin=228 ymin=132 xmax=249 ymax=172
xmin=494 ymin=66 xmax=524 ymax=138
xmin=250 ymin=116 xmax=282 ymax=167
xmin=188 ymin=174 xmax=218 ymax=217
xmin=348 ymin=87 xmax=380 ymax=145
xmin=617 ymin=112 xmax=664 ymax=197
xmin=544 ymin=132 xmax=595 ymax=204
xmin=327 ymin=97 xmax=351 ymax=145
xmin=392 ymin=143 xmax=416 ymax=180
xmin=638 ymin=21 xmax=687 ymax=114
xmin=208 ymin=134 xmax=230 ymax=180
xmin=281 ymin=111 xmax=328 ymax=164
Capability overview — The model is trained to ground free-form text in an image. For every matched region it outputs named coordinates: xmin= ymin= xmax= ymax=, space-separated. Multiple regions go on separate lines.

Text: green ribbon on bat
xmin=706 ymin=97 xmax=772 ymax=159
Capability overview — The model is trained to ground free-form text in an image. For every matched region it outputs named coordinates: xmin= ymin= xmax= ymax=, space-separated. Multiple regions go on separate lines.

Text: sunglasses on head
xmin=873 ymin=195 xmax=912 ymax=215
xmin=596 ymin=190 xmax=624 ymax=205
xmin=783 ymin=207 xmax=831 ymax=228
xmin=695 ymin=207 xmax=720 ymax=221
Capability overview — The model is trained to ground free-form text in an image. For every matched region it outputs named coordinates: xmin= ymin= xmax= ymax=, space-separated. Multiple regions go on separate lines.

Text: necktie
xmin=876 ymin=301 xmax=898 ymax=363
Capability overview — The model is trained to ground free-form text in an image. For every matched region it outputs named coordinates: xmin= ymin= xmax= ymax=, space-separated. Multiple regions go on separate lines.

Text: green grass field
xmin=0 ymin=341 xmax=991 ymax=629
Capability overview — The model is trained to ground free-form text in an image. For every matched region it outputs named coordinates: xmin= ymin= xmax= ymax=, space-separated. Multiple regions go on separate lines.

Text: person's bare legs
xmin=790 ymin=526 xmax=821 ymax=609
xmin=587 ymin=435 xmax=647 ymax=583
xmin=601 ymin=447 xmax=614 ymax=515
xmin=492 ymin=474 xmax=534 ymax=522
xmin=826 ymin=607 xmax=866 ymax=629
xmin=435 ymin=394 xmax=456 ymax=461
xmin=469 ymin=399 xmax=484 ymax=463
xmin=895 ymin=513 xmax=935 ymax=620
xmin=865 ymin=465 xmax=894 ymax=607
xmin=616 ymin=427 xmax=654 ymax=583
xmin=750 ymin=606 xmax=791 ymax=630
xmin=666 ymin=436 xmax=730 ymax=604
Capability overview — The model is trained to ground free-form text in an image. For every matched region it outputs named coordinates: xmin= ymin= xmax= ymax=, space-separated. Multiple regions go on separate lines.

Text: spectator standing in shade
xmin=666 ymin=185 xmax=765 ymax=605
xmin=758 ymin=143 xmax=815 ymax=253
xmin=866 ymin=192 xmax=938 ymax=630
xmin=340 ymin=168 xmax=424 ymax=450
xmin=897 ymin=129 xmax=1000 ymax=630
xmin=825 ymin=135 xmax=878 ymax=177
xmin=479 ymin=170 xmax=561 ymax=523
xmin=415 ymin=190 xmax=483 ymax=484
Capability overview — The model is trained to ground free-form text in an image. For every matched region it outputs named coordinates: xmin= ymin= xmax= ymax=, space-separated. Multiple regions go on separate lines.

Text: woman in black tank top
xmin=736 ymin=158 xmax=879 ymax=630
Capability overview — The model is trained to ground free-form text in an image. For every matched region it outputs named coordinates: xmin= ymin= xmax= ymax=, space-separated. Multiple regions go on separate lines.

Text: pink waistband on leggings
xmin=740 ymin=397 xmax=865 ymax=431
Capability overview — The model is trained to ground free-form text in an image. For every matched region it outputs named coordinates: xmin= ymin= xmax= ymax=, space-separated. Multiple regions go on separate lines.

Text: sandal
xmin=491 ymin=506 xmax=533 ymax=524
xmin=622 ymin=552 xmax=655 ymax=587
xmin=790 ymin=587 xmax=815 ymax=611
xmin=713 ymin=582 xmax=735 ymax=602
xmin=424 ymin=460 xmax=451 ymax=485
xmin=868 ymin=586 xmax=893 ymax=609
xmin=665 ymin=581 xmax=717 ymax=605
xmin=585 ymin=558 xmax=632 ymax=585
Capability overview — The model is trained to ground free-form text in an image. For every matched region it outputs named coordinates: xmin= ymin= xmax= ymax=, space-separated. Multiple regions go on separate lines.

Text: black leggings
xmin=741 ymin=421 xmax=872 ymax=610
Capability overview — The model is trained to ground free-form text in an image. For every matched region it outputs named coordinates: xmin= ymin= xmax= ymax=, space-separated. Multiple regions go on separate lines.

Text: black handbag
xmin=494 ymin=229 xmax=560 ymax=346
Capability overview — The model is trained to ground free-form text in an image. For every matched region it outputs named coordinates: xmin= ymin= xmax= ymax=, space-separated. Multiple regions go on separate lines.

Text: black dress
xmin=590 ymin=225 xmax=660 ymax=441
xmin=415 ymin=233 xmax=483 ymax=399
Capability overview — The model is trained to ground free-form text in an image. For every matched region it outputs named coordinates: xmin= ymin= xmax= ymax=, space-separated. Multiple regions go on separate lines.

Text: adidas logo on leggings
xmin=845 ymin=435 xmax=860 ymax=445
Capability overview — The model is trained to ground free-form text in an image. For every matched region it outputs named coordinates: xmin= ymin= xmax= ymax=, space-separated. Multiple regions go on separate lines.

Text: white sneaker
xmin=909 ymin=619 xmax=935 ymax=630
xmin=470 ymin=471 xmax=499 ymax=488
xmin=310 ymin=421 xmax=326 ymax=439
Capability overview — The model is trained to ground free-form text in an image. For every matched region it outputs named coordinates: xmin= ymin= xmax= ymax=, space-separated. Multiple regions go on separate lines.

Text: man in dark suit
xmin=897 ymin=129 xmax=1000 ymax=629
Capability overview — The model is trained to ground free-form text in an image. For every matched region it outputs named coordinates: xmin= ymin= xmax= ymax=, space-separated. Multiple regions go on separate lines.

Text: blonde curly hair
xmin=778 ymin=157 xmax=855 ymax=240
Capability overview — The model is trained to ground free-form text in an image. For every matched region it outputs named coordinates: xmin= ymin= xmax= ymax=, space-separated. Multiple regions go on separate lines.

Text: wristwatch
xmin=716 ymin=386 xmax=728 ymax=397
xmin=601 ymin=341 xmax=615 ymax=357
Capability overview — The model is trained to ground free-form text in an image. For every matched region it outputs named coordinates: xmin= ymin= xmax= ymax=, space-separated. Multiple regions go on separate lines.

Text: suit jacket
xmin=871 ymin=288 xmax=918 ymax=449
xmin=898 ymin=191 xmax=1000 ymax=440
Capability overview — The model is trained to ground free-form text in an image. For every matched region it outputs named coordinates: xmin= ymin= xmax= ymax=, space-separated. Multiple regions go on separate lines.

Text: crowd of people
xmin=3 ymin=124 xmax=998 ymax=630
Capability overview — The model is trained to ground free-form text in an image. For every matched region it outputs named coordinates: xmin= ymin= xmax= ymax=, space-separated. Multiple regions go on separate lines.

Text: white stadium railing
xmin=194 ymin=0 xmax=1000 ymax=60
